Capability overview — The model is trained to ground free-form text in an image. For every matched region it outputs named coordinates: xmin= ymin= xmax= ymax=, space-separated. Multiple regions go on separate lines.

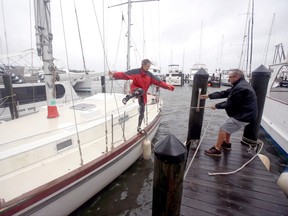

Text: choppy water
xmin=70 ymin=82 xmax=287 ymax=216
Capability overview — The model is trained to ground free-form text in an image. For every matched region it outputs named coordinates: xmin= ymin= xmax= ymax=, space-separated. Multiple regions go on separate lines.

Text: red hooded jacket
xmin=113 ymin=68 xmax=172 ymax=104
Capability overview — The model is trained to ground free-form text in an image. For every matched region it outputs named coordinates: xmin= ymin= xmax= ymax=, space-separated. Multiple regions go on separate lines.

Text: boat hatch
xmin=56 ymin=139 xmax=72 ymax=151
xmin=70 ymin=103 xmax=96 ymax=111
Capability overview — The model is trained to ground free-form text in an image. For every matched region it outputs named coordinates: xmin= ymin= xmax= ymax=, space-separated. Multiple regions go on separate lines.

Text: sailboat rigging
xmin=238 ymin=0 xmax=254 ymax=77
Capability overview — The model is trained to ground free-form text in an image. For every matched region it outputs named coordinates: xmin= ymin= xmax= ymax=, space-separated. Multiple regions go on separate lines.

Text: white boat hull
xmin=261 ymin=97 xmax=288 ymax=157
xmin=261 ymin=62 xmax=288 ymax=158
xmin=0 ymin=93 xmax=162 ymax=215
xmin=16 ymin=118 xmax=159 ymax=216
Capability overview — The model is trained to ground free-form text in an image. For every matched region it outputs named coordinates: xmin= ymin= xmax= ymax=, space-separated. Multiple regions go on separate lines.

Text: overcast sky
xmin=0 ymin=0 xmax=287 ymax=74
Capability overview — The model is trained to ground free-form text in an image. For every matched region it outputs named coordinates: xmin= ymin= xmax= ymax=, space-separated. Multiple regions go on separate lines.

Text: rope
xmin=0 ymin=94 xmax=15 ymax=106
xmin=208 ymin=140 xmax=264 ymax=176
xmin=112 ymin=13 xmax=125 ymax=70
xmin=190 ymin=106 xmax=213 ymax=109
xmin=91 ymin=0 xmax=112 ymax=152
xmin=59 ymin=0 xmax=83 ymax=165
xmin=196 ymin=88 xmax=202 ymax=112
xmin=91 ymin=0 xmax=110 ymax=72
xmin=73 ymin=0 xmax=87 ymax=74
xmin=184 ymin=109 xmax=216 ymax=179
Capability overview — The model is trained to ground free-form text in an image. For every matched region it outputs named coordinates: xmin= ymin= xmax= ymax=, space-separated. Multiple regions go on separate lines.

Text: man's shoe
xmin=222 ymin=141 xmax=232 ymax=150
xmin=204 ymin=146 xmax=222 ymax=157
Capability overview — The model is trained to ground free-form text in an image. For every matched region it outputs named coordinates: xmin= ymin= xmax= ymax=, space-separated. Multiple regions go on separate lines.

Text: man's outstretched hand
xmin=108 ymin=71 xmax=114 ymax=78
xmin=200 ymin=94 xmax=209 ymax=99
xmin=167 ymin=84 xmax=175 ymax=91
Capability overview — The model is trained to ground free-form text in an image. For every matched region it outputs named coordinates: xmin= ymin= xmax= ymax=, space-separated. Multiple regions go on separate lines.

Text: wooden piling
xmin=2 ymin=74 xmax=18 ymax=119
xmin=186 ymin=68 xmax=209 ymax=147
xmin=152 ymin=134 xmax=187 ymax=216
xmin=101 ymin=76 xmax=106 ymax=93
xmin=242 ymin=65 xmax=271 ymax=145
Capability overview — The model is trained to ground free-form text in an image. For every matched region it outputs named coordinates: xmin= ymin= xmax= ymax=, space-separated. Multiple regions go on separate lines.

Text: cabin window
xmin=118 ymin=114 xmax=129 ymax=124
xmin=270 ymin=65 xmax=288 ymax=103
xmin=70 ymin=103 xmax=96 ymax=111
xmin=0 ymin=84 xmax=66 ymax=107
xmin=56 ymin=139 xmax=72 ymax=151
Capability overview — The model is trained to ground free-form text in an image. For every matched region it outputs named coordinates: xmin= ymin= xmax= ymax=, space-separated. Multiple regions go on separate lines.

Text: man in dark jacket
xmin=109 ymin=59 xmax=175 ymax=132
xmin=200 ymin=69 xmax=258 ymax=157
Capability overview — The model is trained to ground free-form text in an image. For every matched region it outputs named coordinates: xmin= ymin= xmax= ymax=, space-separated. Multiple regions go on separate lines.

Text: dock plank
xmin=181 ymin=129 xmax=288 ymax=216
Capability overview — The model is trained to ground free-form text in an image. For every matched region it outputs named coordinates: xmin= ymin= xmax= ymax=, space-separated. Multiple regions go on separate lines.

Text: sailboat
xmin=0 ymin=1 xmax=162 ymax=215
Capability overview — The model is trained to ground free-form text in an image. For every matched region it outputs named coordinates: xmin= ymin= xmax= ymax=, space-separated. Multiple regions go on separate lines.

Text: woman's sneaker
xmin=122 ymin=95 xmax=130 ymax=105
xmin=204 ymin=146 xmax=222 ymax=157
xmin=221 ymin=141 xmax=232 ymax=150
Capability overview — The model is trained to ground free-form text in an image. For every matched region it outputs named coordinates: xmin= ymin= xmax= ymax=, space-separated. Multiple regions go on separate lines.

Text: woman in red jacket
xmin=109 ymin=59 xmax=175 ymax=132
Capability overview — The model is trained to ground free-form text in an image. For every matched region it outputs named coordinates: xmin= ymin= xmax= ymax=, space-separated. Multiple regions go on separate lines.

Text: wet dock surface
xmin=181 ymin=129 xmax=288 ymax=216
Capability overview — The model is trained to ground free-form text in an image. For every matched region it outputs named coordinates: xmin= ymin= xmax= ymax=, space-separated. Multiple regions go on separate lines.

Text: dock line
xmin=184 ymin=109 xmax=216 ymax=179
xmin=208 ymin=140 xmax=264 ymax=176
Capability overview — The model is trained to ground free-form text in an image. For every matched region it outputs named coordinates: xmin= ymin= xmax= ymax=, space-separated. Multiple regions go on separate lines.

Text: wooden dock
xmin=180 ymin=130 xmax=288 ymax=216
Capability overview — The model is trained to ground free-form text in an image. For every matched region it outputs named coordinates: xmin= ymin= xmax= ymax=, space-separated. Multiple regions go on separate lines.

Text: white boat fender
xmin=258 ymin=154 xmax=270 ymax=171
xmin=143 ymin=139 xmax=151 ymax=160
xmin=277 ymin=168 xmax=288 ymax=197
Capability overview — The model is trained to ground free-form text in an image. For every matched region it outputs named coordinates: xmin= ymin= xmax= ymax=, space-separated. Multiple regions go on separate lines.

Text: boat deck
xmin=181 ymin=130 xmax=288 ymax=216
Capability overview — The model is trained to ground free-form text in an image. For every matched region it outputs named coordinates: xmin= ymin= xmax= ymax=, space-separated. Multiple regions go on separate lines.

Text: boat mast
xmin=34 ymin=0 xmax=59 ymax=118
xmin=262 ymin=13 xmax=275 ymax=65
xmin=109 ymin=0 xmax=158 ymax=70
xmin=248 ymin=0 xmax=254 ymax=77
xmin=238 ymin=0 xmax=251 ymax=71
xmin=198 ymin=20 xmax=203 ymax=63
xmin=127 ymin=0 xmax=132 ymax=70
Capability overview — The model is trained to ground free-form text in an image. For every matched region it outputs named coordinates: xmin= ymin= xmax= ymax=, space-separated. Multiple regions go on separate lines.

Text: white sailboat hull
xmin=16 ymin=120 xmax=159 ymax=216
xmin=0 ymin=93 xmax=162 ymax=215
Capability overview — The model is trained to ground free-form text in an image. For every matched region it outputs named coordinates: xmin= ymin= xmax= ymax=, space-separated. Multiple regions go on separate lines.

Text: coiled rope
xmin=208 ymin=140 xmax=264 ymax=176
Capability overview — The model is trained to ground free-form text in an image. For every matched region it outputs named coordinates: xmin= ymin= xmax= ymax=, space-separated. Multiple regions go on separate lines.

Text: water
xmin=70 ymin=83 xmax=287 ymax=216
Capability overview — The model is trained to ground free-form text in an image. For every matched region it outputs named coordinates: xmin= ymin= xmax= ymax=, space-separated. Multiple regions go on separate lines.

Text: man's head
xmin=228 ymin=69 xmax=244 ymax=84
xmin=141 ymin=59 xmax=151 ymax=71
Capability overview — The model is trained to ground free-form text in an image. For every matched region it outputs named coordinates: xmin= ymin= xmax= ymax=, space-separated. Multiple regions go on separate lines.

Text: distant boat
xmin=149 ymin=61 xmax=165 ymax=81
xmin=166 ymin=64 xmax=184 ymax=86
xmin=219 ymin=69 xmax=232 ymax=87
xmin=0 ymin=80 xmax=79 ymax=121
xmin=188 ymin=63 xmax=207 ymax=86
xmin=261 ymin=59 xmax=288 ymax=160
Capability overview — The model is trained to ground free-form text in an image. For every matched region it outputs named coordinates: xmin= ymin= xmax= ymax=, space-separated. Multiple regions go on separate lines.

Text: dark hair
xmin=142 ymin=59 xmax=151 ymax=66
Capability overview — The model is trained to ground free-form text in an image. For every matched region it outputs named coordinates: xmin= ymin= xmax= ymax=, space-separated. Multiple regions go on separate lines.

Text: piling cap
xmin=194 ymin=68 xmax=209 ymax=79
xmin=252 ymin=65 xmax=271 ymax=76
xmin=154 ymin=134 xmax=187 ymax=163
